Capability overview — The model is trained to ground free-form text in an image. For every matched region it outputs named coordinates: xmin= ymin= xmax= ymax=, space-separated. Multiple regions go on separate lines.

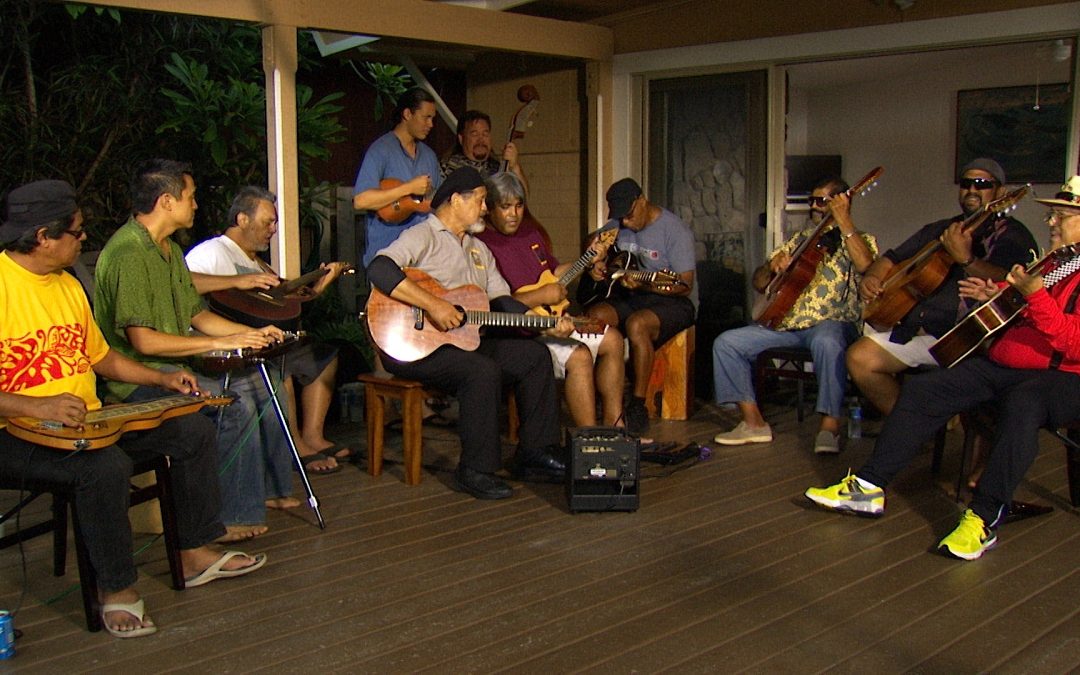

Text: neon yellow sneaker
xmin=804 ymin=471 xmax=884 ymax=517
xmin=938 ymin=509 xmax=997 ymax=560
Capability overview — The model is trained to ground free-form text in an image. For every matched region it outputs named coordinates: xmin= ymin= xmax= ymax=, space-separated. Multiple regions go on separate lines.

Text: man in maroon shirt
xmin=805 ymin=175 xmax=1080 ymax=561
xmin=476 ymin=172 xmax=625 ymax=427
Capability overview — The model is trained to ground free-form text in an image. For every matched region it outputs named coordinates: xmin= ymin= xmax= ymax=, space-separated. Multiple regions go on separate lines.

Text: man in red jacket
xmin=805 ymin=175 xmax=1080 ymax=561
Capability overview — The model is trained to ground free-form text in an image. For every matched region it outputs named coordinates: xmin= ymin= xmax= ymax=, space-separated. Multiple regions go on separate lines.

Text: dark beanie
xmin=431 ymin=167 xmax=485 ymax=210
xmin=0 ymin=180 xmax=78 ymax=244
xmin=961 ymin=158 xmax=1006 ymax=185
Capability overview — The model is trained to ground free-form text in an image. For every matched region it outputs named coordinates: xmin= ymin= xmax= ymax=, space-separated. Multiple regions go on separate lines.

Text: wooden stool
xmin=358 ymin=374 xmax=426 ymax=485
xmin=644 ymin=326 xmax=695 ymax=420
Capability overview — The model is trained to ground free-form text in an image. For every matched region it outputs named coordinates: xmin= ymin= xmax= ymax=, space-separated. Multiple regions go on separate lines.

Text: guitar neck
xmin=557 ymin=249 xmax=599 ymax=287
xmin=465 ymin=310 xmax=561 ymax=331
xmin=274 ymin=268 xmax=330 ymax=297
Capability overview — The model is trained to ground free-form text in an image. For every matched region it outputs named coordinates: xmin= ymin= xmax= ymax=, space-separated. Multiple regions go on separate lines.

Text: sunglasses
xmin=959 ymin=177 xmax=997 ymax=190
xmin=807 ymin=195 xmax=833 ymax=207
xmin=63 ymin=228 xmax=87 ymax=239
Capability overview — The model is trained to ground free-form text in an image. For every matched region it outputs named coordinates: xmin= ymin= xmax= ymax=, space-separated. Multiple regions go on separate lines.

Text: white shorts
xmin=861 ymin=323 xmax=940 ymax=368
xmin=539 ymin=328 xmax=607 ymax=379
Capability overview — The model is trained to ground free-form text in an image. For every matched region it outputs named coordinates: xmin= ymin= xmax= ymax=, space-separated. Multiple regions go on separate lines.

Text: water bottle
xmin=848 ymin=402 xmax=863 ymax=439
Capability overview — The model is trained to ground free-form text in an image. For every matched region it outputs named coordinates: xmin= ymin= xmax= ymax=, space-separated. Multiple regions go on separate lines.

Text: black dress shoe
xmin=452 ymin=466 xmax=513 ymax=500
xmin=511 ymin=448 xmax=567 ymax=480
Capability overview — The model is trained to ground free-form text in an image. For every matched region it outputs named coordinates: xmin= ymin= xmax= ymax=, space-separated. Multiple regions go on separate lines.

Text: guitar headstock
xmin=850 ymin=166 xmax=884 ymax=198
xmin=572 ymin=316 xmax=608 ymax=336
xmin=988 ymin=184 xmax=1030 ymax=216
xmin=653 ymin=270 xmax=688 ymax=290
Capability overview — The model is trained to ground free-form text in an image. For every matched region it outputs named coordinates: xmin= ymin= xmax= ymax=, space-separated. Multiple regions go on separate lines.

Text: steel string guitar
xmin=365 ymin=269 xmax=606 ymax=362
xmin=7 ymin=393 xmax=235 ymax=452
xmin=753 ymin=166 xmax=883 ymax=329
xmin=862 ymin=185 xmax=1029 ymax=331
xmin=929 ymin=244 xmax=1080 ymax=367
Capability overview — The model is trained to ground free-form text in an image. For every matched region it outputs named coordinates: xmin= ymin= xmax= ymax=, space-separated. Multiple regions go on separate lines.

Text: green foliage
xmin=348 ymin=61 xmax=412 ymax=122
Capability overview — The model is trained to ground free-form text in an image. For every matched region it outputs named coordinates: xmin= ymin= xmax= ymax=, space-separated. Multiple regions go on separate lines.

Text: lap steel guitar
xmin=6 ymin=393 xmax=235 ymax=452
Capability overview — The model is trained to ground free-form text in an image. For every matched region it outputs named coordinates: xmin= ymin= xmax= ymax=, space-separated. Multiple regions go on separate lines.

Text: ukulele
xmin=862 ymin=185 xmax=1029 ymax=331
xmin=753 ymin=167 xmax=883 ymax=329
xmin=208 ymin=264 xmax=353 ymax=328
xmin=7 ymin=394 xmax=235 ymax=452
xmin=514 ymin=228 xmax=618 ymax=317
xmin=375 ymin=178 xmax=431 ymax=224
xmin=365 ymin=269 xmax=607 ymax=363
xmin=930 ymin=244 xmax=1080 ymax=367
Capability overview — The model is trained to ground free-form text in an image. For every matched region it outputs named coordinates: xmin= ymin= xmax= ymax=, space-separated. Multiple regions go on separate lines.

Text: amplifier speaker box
xmin=566 ymin=427 xmax=639 ymax=513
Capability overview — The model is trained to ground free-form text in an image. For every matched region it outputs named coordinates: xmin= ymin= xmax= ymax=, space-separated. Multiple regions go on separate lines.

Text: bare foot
xmin=100 ymin=587 xmax=155 ymax=634
xmin=300 ymin=452 xmax=339 ymax=474
xmin=215 ymin=524 xmax=268 ymax=543
xmin=266 ymin=496 xmax=301 ymax=509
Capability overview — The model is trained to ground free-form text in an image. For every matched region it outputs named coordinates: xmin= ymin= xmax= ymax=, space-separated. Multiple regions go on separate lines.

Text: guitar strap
xmin=1048 ymin=272 xmax=1080 ymax=370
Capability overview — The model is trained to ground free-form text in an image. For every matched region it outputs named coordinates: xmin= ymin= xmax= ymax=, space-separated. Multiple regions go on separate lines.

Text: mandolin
xmin=862 ymin=185 xmax=1029 ymax=331
xmin=365 ymin=269 xmax=607 ymax=363
xmin=514 ymin=228 xmax=618 ymax=317
xmin=375 ymin=178 xmax=431 ymax=224
xmin=6 ymin=393 xmax=235 ymax=452
xmin=208 ymin=265 xmax=353 ymax=328
xmin=753 ymin=167 xmax=883 ymax=329
xmin=930 ymin=244 xmax=1080 ymax=367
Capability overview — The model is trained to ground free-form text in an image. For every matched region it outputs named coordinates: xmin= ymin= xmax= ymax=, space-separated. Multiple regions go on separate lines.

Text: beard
xmin=466 ymin=220 xmax=486 ymax=234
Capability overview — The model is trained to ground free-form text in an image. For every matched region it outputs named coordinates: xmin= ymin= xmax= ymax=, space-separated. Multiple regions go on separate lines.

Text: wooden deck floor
xmin=2 ymin=397 xmax=1078 ymax=673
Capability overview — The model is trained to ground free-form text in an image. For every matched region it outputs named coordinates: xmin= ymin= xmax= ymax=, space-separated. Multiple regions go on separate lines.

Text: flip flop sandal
xmin=300 ymin=451 xmax=341 ymax=475
xmin=185 ymin=551 xmax=268 ymax=588
xmin=101 ymin=598 xmax=158 ymax=638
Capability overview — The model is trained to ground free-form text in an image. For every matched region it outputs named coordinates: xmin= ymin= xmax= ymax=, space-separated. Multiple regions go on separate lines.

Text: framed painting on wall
xmin=955 ymin=83 xmax=1072 ymax=184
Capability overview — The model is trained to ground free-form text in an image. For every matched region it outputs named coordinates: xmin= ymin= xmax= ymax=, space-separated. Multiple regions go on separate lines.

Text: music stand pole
xmin=253 ymin=359 xmax=326 ymax=529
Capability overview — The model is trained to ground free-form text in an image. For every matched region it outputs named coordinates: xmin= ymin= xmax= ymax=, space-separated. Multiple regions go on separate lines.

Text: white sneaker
xmin=813 ymin=430 xmax=840 ymax=454
xmin=713 ymin=421 xmax=773 ymax=445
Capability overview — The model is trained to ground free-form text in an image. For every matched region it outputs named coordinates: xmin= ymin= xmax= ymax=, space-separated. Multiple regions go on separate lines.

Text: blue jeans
xmin=711 ymin=320 xmax=858 ymax=419
xmin=128 ymin=367 xmax=292 ymax=527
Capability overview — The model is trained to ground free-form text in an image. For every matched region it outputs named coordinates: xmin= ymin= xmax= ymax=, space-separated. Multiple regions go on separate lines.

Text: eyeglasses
xmin=63 ymin=228 xmax=87 ymax=239
xmin=959 ymin=178 xmax=997 ymax=191
xmin=807 ymin=196 xmax=830 ymax=207
xmin=1046 ymin=211 xmax=1080 ymax=224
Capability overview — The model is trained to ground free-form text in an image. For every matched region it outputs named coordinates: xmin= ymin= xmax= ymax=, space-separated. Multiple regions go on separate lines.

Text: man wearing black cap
xmin=365 ymin=167 xmax=570 ymax=499
xmin=582 ymin=178 xmax=697 ymax=435
xmin=847 ymin=158 xmax=1037 ymax=416
xmin=0 ymin=180 xmax=265 ymax=638
xmin=807 ymin=175 xmax=1080 ymax=561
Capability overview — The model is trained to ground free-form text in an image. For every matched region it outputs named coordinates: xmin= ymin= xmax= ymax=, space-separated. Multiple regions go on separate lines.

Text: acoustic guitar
xmin=375 ymin=178 xmax=431 ymax=224
xmin=581 ymin=250 xmax=687 ymax=305
xmin=929 ymin=244 xmax=1080 ymax=367
xmin=753 ymin=166 xmax=883 ymax=329
xmin=862 ymin=185 xmax=1029 ymax=331
xmin=365 ymin=269 xmax=607 ymax=363
xmin=514 ymin=228 xmax=618 ymax=317
xmin=6 ymin=394 xmax=235 ymax=452
xmin=208 ymin=265 xmax=353 ymax=328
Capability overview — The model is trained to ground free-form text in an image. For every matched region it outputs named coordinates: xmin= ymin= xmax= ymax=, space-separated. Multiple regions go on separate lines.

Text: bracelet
xmin=841 ymin=231 xmax=856 ymax=241
xmin=959 ymin=255 xmax=975 ymax=267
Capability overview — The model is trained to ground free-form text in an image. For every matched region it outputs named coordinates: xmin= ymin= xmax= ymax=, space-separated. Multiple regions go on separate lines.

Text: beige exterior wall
xmin=469 ymin=68 xmax=586 ymax=264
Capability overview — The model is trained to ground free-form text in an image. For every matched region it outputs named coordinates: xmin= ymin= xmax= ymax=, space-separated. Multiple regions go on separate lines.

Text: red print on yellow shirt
xmin=0 ymin=325 xmax=90 ymax=393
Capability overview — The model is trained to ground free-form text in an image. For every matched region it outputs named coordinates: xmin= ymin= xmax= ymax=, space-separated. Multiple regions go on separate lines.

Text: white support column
xmin=262 ymin=23 xmax=301 ymax=278
xmin=586 ymin=60 xmax=614 ymax=231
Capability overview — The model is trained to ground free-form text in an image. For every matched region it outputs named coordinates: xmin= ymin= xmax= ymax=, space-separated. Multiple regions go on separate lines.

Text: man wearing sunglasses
xmin=807 ymin=176 xmax=1080 ymax=561
xmin=846 ymin=158 xmax=1037 ymax=417
xmin=712 ymin=176 xmax=877 ymax=454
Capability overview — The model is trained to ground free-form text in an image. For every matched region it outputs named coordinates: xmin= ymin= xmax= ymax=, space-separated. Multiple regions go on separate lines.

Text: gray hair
xmin=484 ymin=172 xmax=526 ymax=210
xmin=227 ymin=186 xmax=277 ymax=229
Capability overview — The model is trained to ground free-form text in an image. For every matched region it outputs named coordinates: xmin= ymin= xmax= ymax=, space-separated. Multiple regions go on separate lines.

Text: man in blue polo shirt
xmin=353 ymin=87 xmax=443 ymax=266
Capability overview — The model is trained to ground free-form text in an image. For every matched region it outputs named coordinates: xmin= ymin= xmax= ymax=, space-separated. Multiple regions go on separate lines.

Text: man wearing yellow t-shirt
xmin=0 ymin=180 xmax=265 ymax=638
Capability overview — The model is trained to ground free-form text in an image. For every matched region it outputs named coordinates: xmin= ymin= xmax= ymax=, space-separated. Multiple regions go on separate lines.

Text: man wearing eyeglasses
xmin=847 ymin=158 xmax=1037 ymax=417
xmin=712 ymin=176 xmax=877 ymax=454
xmin=806 ymin=176 xmax=1080 ymax=561
xmin=0 ymin=180 xmax=265 ymax=638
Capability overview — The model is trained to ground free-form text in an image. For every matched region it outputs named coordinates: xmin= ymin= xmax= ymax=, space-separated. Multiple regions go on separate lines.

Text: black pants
xmin=858 ymin=357 xmax=1080 ymax=525
xmin=383 ymin=337 xmax=560 ymax=474
xmin=0 ymin=414 xmax=226 ymax=593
